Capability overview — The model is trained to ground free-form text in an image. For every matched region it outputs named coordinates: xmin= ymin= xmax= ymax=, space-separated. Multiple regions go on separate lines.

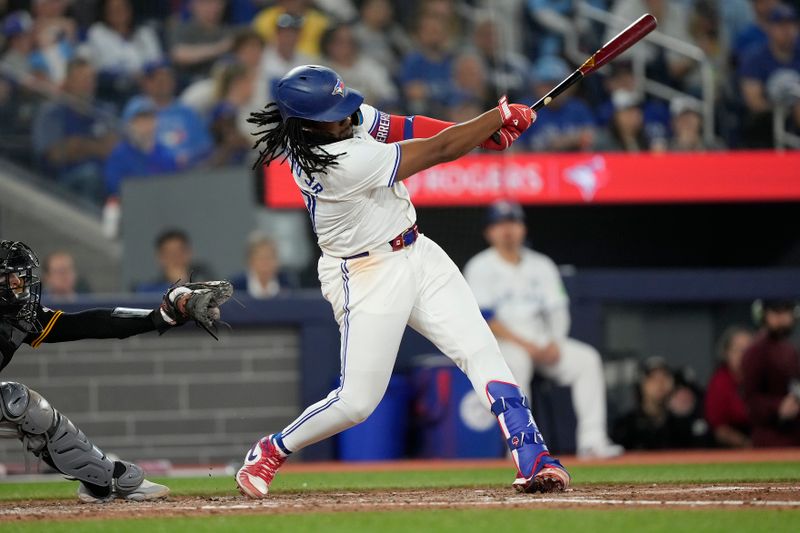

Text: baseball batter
xmin=464 ymin=201 xmax=623 ymax=458
xmin=236 ymin=65 xmax=570 ymax=498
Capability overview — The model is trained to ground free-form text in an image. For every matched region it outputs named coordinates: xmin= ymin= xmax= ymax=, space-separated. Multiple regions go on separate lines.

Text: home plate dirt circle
xmin=2 ymin=483 xmax=800 ymax=522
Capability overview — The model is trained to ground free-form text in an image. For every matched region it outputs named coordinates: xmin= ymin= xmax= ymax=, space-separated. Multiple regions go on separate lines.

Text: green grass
xmin=1 ymin=461 xmax=799 ymax=501
xmin=1 ymin=509 xmax=799 ymax=533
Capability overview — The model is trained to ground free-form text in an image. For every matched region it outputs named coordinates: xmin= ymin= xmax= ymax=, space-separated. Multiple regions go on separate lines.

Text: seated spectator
xmin=705 ymin=326 xmax=754 ymax=448
xmin=135 ymin=229 xmax=214 ymax=293
xmin=353 ymin=0 xmax=411 ymax=75
xmin=595 ymin=89 xmax=665 ymax=152
xmin=741 ymin=299 xmax=800 ymax=447
xmin=86 ymin=0 xmax=163 ymax=103
xmin=399 ymin=15 xmax=454 ymax=117
xmin=471 ymin=13 xmax=529 ymax=102
xmin=126 ymin=61 xmax=213 ymax=169
xmin=42 ymin=250 xmax=86 ymax=301
xmin=170 ymin=0 xmax=234 ymax=84
xmin=1 ymin=11 xmax=36 ymax=82
xmin=595 ymin=61 xmax=670 ymax=141
xmin=518 ymin=56 xmax=596 ymax=152
xmin=733 ymin=0 xmax=780 ymax=60
xmin=257 ymin=13 xmax=314 ymax=105
xmin=104 ymin=98 xmax=178 ymax=200
xmin=181 ymin=29 xmax=265 ymax=120
xmin=29 ymin=0 xmax=78 ymax=84
xmin=668 ymin=97 xmax=725 ymax=151
xmin=607 ymin=0 xmax=694 ymax=87
xmin=321 ymin=24 xmax=398 ymax=109
xmin=253 ymin=0 xmax=329 ymax=58
xmin=207 ymin=62 xmax=255 ymax=166
xmin=464 ymin=201 xmax=622 ymax=459
xmin=613 ymin=357 xmax=709 ymax=449
xmin=738 ymin=4 xmax=800 ymax=147
xmin=445 ymin=53 xmax=493 ymax=112
xmin=32 ymin=58 xmax=118 ymax=204
xmin=230 ymin=232 xmax=295 ymax=299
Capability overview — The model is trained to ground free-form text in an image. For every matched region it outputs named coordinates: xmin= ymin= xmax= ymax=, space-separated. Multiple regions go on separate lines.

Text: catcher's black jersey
xmin=1 ymin=304 xmax=161 ymax=373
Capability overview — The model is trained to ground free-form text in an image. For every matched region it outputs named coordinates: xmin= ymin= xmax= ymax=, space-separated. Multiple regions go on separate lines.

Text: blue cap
xmin=275 ymin=65 xmax=364 ymax=122
xmin=530 ymin=55 xmax=571 ymax=83
xmin=486 ymin=200 xmax=525 ymax=226
xmin=122 ymin=96 xmax=158 ymax=123
xmin=142 ymin=59 xmax=171 ymax=77
xmin=2 ymin=11 xmax=32 ymax=38
xmin=768 ymin=4 xmax=798 ymax=23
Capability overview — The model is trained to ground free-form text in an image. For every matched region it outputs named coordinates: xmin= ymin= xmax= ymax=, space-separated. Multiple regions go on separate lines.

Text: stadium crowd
xmin=0 ymin=0 xmax=799 ymax=208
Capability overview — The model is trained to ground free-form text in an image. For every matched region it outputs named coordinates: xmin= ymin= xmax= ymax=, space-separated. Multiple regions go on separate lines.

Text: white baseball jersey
xmin=288 ymin=104 xmax=416 ymax=258
xmin=464 ymin=247 xmax=570 ymax=346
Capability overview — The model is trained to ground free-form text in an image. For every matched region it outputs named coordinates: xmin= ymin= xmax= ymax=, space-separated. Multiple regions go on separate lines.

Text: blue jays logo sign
xmin=332 ymin=79 xmax=345 ymax=97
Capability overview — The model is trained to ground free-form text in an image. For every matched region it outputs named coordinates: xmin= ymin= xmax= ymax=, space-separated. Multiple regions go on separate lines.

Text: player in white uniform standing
xmin=464 ymin=201 xmax=623 ymax=458
xmin=235 ymin=65 xmax=570 ymax=497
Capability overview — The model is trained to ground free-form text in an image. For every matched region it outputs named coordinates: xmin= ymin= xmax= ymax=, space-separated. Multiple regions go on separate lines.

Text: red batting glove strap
xmin=497 ymin=95 xmax=512 ymax=124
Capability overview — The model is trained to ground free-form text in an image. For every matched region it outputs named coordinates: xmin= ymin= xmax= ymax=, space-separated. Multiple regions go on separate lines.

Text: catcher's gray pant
xmin=0 ymin=381 xmax=119 ymax=489
xmin=278 ymin=235 xmax=518 ymax=452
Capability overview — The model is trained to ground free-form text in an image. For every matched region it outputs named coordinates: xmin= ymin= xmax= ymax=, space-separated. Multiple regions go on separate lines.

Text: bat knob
xmin=491 ymin=132 xmax=502 ymax=144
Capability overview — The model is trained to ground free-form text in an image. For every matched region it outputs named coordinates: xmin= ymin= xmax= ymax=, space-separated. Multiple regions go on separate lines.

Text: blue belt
xmin=343 ymin=223 xmax=419 ymax=260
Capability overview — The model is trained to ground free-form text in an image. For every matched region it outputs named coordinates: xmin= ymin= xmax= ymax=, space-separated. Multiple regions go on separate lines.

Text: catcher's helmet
xmin=0 ymin=240 xmax=41 ymax=329
xmin=275 ymin=65 xmax=364 ymax=123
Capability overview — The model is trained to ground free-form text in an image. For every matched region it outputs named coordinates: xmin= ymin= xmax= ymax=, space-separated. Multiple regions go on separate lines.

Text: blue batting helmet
xmin=275 ymin=65 xmax=364 ymax=123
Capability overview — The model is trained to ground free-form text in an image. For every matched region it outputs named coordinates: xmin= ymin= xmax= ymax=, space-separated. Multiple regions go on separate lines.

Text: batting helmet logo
xmin=332 ymin=79 xmax=345 ymax=97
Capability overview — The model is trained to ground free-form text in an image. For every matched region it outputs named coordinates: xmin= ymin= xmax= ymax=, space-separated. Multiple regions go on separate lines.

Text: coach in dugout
xmin=464 ymin=200 xmax=622 ymax=459
xmin=741 ymin=299 xmax=800 ymax=447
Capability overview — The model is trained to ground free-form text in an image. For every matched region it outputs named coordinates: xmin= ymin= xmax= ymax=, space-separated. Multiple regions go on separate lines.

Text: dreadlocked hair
xmin=248 ymin=102 xmax=343 ymax=178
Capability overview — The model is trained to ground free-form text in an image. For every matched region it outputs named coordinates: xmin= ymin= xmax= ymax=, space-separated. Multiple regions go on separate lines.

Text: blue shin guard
xmin=486 ymin=380 xmax=561 ymax=479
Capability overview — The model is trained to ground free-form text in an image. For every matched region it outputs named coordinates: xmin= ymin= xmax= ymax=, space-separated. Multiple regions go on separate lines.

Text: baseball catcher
xmin=0 ymin=240 xmax=232 ymax=503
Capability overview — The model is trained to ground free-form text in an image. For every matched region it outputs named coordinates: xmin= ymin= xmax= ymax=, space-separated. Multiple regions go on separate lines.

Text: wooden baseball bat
xmin=491 ymin=13 xmax=658 ymax=143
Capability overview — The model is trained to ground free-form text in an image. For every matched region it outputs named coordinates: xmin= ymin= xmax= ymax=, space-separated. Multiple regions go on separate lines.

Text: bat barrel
xmin=579 ymin=13 xmax=658 ymax=75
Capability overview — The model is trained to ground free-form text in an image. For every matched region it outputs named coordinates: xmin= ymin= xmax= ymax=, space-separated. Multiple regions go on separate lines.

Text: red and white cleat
xmin=236 ymin=435 xmax=287 ymax=499
xmin=512 ymin=455 xmax=571 ymax=493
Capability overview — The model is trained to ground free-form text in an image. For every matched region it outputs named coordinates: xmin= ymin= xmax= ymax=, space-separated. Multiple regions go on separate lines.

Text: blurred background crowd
xmin=0 ymin=0 xmax=799 ymax=209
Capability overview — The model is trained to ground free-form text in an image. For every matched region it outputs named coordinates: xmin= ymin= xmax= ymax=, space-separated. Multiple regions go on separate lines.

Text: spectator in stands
xmin=170 ymin=0 xmax=234 ymax=84
xmin=399 ymin=15 xmax=454 ymax=117
xmin=668 ymin=97 xmax=725 ymax=151
xmin=613 ymin=357 xmax=709 ymax=449
xmin=595 ymin=61 xmax=670 ymax=141
xmin=738 ymin=4 xmax=800 ymax=147
xmin=257 ymin=13 xmax=314 ymax=104
xmin=253 ymin=0 xmax=329 ymax=58
xmin=526 ymin=0 xmax=610 ymax=58
xmin=321 ymin=23 xmax=398 ymax=109
xmin=32 ymin=58 xmax=117 ymax=205
xmin=41 ymin=250 xmax=83 ymax=301
xmin=29 ymin=0 xmax=78 ymax=84
xmin=104 ymin=97 xmax=178 ymax=199
xmin=135 ymin=229 xmax=214 ymax=293
xmin=518 ymin=56 xmax=596 ymax=152
xmin=353 ymin=0 xmax=411 ymax=75
xmin=741 ymin=299 xmax=800 ymax=447
xmin=464 ymin=201 xmax=622 ymax=459
xmin=734 ymin=0 xmax=780 ymax=60
xmin=444 ymin=53 xmax=493 ymax=117
xmin=1 ymin=11 xmax=36 ymax=81
xmin=705 ymin=326 xmax=754 ymax=448
xmin=127 ymin=61 xmax=213 ymax=169
xmin=607 ymin=0 xmax=694 ymax=87
xmin=595 ymin=89 xmax=665 ymax=152
xmin=207 ymin=62 xmax=254 ymax=166
xmin=181 ymin=29 xmax=265 ymax=121
xmin=86 ymin=0 xmax=163 ymax=103
xmin=230 ymin=232 xmax=294 ymax=298
xmin=471 ymin=13 xmax=529 ymax=102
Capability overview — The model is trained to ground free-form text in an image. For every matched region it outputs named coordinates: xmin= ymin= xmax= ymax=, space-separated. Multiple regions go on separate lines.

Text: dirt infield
xmin=2 ymin=483 xmax=800 ymax=522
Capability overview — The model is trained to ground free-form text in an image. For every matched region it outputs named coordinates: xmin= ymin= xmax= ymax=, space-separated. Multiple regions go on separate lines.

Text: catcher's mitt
xmin=160 ymin=280 xmax=233 ymax=339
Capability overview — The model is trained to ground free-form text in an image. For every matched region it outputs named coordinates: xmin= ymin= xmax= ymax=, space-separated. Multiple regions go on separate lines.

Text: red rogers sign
xmin=263 ymin=151 xmax=800 ymax=207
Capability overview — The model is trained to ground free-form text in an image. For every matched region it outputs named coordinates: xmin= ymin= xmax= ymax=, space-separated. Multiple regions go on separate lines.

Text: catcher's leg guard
xmin=0 ymin=382 xmax=114 ymax=491
xmin=486 ymin=380 xmax=569 ymax=492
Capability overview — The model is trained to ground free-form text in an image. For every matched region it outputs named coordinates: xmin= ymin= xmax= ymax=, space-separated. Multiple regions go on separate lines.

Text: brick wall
xmin=0 ymin=328 xmax=299 ymax=466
